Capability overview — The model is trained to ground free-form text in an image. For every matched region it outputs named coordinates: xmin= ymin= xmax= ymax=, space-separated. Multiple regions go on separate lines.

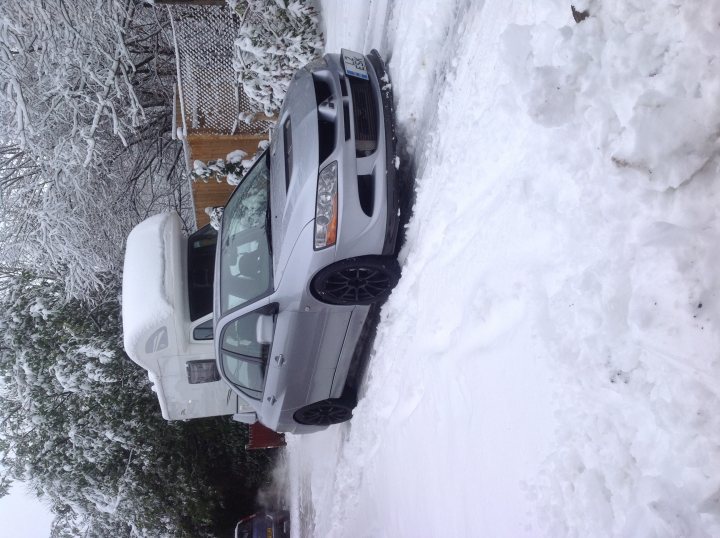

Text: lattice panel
xmin=170 ymin=4 xmax=273 ymax=136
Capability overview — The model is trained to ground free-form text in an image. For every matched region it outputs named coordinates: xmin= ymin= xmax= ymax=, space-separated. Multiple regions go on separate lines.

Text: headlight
xmin=314 ymin=161 xmax=338 ymax=249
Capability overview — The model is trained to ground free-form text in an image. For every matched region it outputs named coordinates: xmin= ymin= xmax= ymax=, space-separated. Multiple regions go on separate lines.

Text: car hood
xmin=122 ymin=212 xmax=185 ymax=365
xmin=270 ymin=66 xmax=321 ymax=285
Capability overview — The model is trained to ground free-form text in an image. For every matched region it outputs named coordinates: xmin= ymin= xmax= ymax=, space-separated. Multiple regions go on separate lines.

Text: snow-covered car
xmin=214 ymin=49 xmax=400 ymax=433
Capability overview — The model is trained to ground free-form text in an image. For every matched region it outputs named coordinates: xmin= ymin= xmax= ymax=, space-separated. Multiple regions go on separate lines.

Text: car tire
xmin=293 ymin=398 xmax=354 ymax=426
xmin=310 ymin=256 xmax=400 ymax=306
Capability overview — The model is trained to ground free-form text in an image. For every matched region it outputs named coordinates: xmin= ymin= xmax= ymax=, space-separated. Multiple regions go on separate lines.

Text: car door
xmin=217 ymin=299 xmax=352 ymax=426
xmin=263 ymin=308 xmax=352 ymax=415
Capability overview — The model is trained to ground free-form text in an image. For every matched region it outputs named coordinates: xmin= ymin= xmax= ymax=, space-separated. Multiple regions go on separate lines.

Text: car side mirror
xmin=233 ymin=411 xmax=258 ymax=424
xmin=256 ymin=314 xmax=274 ymax=345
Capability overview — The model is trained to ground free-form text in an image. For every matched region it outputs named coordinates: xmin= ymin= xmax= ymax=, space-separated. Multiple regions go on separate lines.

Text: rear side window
xmin=222 ymin=313 xmax=265 ymax=359
xmin=187 ymin=224 xmax=217 ymax=321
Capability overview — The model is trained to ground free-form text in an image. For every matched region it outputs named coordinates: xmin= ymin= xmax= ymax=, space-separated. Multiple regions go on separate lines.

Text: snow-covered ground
xmin=281 ymin=1 xmax=720 ymax=536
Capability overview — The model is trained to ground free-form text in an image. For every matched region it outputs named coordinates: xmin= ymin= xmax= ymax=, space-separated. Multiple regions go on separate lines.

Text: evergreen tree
xmin=0 ymin=274 xmax=273 ymax=537
xmin=232 ymin=0 xmax=323 ymax=115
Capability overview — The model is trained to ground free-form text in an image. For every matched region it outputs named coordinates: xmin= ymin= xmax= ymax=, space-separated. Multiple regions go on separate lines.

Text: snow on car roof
xmin=121 ymin=212 xmax=179 ymax=366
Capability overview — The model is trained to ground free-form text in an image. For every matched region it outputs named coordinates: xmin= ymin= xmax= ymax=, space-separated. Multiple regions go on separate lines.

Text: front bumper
xmin=311 ymin=50 xmax=399 ymax=263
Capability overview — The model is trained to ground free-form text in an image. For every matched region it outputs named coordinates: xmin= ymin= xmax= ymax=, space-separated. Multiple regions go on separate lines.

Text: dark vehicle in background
xmin=234 ymin=510 xmax=290 ymax=538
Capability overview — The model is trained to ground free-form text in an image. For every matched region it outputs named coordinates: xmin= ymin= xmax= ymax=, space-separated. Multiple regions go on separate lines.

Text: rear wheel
xmin=293 ymin=398 xmax=354 ymax=426
xmin=310 ymin=255 xmax=400 ymax=305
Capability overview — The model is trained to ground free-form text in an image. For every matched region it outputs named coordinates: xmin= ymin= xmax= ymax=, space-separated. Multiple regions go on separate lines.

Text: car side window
xmin=220 ymin=311 xmax=274 ymax=400
xmin=222 ymin=312 xmax=265 ymax=358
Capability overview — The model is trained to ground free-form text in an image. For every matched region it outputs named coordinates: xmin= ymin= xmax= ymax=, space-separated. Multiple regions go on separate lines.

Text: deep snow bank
xmin=504 ymin=2 xmax=720 ymax=535
xmin=505 ymin=0 xmax=720 ymax=191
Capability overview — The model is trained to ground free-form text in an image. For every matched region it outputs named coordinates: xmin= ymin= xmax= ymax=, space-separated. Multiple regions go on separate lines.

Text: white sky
xmin=0 ymin=482 xmax=53 ymax=538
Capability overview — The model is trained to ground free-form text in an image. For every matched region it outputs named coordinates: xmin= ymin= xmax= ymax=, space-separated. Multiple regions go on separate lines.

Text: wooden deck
xmin=188 ymin=133 xmax=268 ymax=227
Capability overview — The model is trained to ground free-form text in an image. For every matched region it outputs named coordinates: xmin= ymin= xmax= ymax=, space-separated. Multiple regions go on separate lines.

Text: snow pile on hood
xmin=121 ymin=213 xmax=178 ymax=364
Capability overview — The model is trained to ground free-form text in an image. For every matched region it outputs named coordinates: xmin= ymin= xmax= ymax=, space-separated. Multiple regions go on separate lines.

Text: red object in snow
xmin=246 ymin=422 xmax=286 ymax=450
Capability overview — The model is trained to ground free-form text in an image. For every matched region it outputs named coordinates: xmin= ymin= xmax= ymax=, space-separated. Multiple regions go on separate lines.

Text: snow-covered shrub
xmin=193 ymin=155 xmax=246 ymax=186
xmin=191 ymin=140 xmax=268 ymax=185
xmin=204 ymin=206 xmax=224 ymax=231
xmin=230 ymin=0 xmax=323 ymax=115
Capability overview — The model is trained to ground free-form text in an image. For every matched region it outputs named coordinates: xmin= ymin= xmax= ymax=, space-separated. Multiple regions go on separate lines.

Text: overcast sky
xmin=0 ymin=482 xmax=54 ymax=537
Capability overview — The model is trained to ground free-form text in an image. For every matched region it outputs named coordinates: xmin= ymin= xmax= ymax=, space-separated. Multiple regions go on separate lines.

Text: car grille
xmin=349 ymin=78 xmax=378 ymax=156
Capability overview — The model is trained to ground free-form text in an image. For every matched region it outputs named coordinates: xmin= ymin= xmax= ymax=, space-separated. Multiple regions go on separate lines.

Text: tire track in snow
xmin=287 ymin=2 xmax=561 ymax=538
xmin=293 ymin=2 xmax=560 ymax=538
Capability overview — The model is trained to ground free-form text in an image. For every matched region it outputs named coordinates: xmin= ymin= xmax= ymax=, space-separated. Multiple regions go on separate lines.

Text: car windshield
xmin=219 ymin=152 xmax=271 ymax=315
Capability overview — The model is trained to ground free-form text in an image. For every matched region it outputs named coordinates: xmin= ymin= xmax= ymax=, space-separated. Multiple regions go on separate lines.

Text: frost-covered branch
xmin=0 ymin=1 xmax=192 ymax=300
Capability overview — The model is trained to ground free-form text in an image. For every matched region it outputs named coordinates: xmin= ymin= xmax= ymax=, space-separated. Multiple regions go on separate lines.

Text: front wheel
xmin=310 ymin=255 xmax=400 ymax=306
xmin=293 ymin=398 xmax=354 ymax=426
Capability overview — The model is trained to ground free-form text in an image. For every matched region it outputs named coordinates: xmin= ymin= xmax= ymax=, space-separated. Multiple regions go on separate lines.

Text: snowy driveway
xmin=282 ymin=2 xmax=720 ymax=537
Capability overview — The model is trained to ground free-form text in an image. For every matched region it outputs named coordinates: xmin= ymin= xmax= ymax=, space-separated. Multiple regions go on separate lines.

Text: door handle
xmin=273 ymin=354 xmax=285 ymax=367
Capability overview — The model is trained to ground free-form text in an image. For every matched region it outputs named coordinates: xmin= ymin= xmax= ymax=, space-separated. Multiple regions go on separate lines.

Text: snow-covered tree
xmin=0 ymin=274 xmax=272 ymax=537
xmin=0 ymin=0 xmax=191 ymax=301
xmin=231 ymin=0 xmax=323 ymax=115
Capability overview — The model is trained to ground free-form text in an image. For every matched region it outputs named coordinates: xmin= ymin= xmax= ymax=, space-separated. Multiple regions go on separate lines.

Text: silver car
xmin=214 ymin=49 xmax=400 ymax=434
